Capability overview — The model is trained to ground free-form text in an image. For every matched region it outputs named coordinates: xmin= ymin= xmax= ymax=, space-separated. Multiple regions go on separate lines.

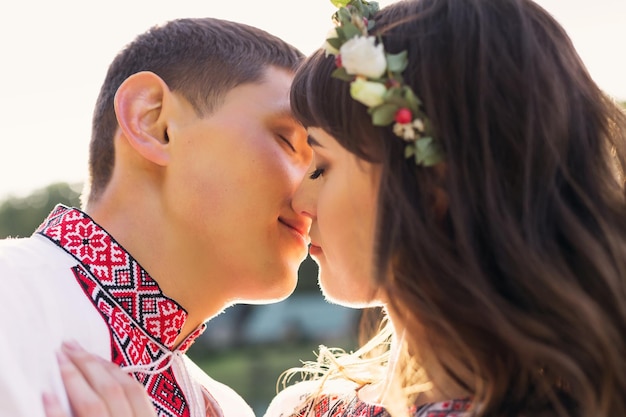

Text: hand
xmin=42 ymin=341 xmax=156 ymax=417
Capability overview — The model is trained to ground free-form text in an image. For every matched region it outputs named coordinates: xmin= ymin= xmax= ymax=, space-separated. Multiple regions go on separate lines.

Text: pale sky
xmin=1 ymin=0 xmax=624 ymax=200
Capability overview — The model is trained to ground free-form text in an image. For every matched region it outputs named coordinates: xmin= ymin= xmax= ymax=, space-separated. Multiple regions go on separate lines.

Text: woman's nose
xmin=292 ymin=174 xmax=318 ymax=220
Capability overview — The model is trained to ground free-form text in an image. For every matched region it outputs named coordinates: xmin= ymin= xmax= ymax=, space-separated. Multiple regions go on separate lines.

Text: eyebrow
xmin=307 ymin=135 xmax=324 ymax=147
xmin=268 ymin=109 xmax=301 ymax=126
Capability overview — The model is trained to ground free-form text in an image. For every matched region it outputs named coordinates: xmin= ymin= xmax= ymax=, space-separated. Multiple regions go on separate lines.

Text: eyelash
xmin=279 ymin=135 xmax=295 ymax=152
xmin=309 ymin=168 xmax=325 ymax=179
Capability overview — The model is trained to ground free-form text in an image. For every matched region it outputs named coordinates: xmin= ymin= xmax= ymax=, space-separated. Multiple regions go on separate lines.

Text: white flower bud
xmin=324 ymin=28 xmax=340 ymax=56
xmin=403 ymin=127 xmax=416 ymax=141
xmin=350 ymin=78 xmax=387 ymax=107
xmin=393 ymin=123 xmax=405 ymax=137
xmin=340 ymin=36 xmax=387 ymax=79
xmin=393 ymin=123 xmax=417 ymax=141
xmin=413 ymin=118 xmax=425 ymax=132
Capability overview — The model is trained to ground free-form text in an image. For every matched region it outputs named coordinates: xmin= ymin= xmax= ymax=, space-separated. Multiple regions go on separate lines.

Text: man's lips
xmin=279 ymin=218 xmax=310 ymax=245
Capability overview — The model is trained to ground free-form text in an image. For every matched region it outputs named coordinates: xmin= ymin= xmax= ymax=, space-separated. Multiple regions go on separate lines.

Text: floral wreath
xmin=324 ymin=0 xmax=443 ymax=166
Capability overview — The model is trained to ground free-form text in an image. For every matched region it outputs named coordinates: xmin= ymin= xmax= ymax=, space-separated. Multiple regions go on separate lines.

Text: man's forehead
xmin=268 ymin=109 xmax=301 ymax=126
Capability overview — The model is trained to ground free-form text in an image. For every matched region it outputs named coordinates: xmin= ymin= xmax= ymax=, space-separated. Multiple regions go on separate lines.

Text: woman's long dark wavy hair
xmin=290 ymin=0 xmax=626 ymax=415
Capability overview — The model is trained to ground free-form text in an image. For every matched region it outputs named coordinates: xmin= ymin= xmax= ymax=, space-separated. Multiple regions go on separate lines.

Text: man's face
xmin=163 ymin=66 xmax=312 ymax=305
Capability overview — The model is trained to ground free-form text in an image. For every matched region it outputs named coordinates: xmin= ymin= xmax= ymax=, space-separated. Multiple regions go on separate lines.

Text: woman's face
xmin=293 ymin=127 xmax=384 ymax=308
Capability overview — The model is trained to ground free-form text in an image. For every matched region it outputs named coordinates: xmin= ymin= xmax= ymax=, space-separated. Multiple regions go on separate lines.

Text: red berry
xmin=395 ymin=108 xmax=413 ymax=124
xmin=335 ymin=54 xmax=342 ymax=68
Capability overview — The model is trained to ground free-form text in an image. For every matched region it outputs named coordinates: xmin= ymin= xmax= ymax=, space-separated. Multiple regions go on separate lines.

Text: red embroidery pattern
xmin=292 ymin=394 xmax=385 ymax=417
xmin=418 ymin=399 xmax=472 ymax=417
xmin=38 ymin=205 xmax=208 ymax=417
xmin=291 ymin=393 xmax=471 ymax=417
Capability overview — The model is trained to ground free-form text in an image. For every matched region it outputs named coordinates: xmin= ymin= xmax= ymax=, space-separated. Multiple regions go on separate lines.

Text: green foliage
xmin=331 ymin=66 xmax=354 ymax=82
xmin=327 ymin=0 xmax=442 ymax=167
xmin=370 ymin=103 xmax=398 ymax=126
xmin=0 ymin=182 xmax=82 ymax=238
xmin=385 ymin=51 xmax=408 ymax=73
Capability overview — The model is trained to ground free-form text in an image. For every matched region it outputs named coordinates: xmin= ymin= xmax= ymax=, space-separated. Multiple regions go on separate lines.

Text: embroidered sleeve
xmin=414 ymin=399 xmax=472 ymax=416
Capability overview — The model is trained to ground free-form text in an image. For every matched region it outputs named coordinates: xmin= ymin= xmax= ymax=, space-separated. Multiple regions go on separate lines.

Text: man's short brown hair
xmin=88 ymin=18 xmax=303 ymax=201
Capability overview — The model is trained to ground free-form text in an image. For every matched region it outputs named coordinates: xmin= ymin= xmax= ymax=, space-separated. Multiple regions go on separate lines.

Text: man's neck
xmin=85 ymin=195 xmax=227 ymax=344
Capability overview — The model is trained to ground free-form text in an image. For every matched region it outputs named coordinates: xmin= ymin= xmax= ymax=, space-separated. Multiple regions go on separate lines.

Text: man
xmin=0 ymin=17 xmax=312 ymax=417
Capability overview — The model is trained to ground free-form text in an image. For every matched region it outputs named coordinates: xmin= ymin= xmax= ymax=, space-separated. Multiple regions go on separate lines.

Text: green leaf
xmin=404 ymin=144 xmax=416 ymax=158
xmin=414 ymin=137 xmax=444 ymax=166
xmin=390 ymin=72 xmax=404 ymax=84
xmin=361 ymin=1 xmax=380 ymax=18
xmin=331 ymin=0 xmax=351 ymax=6
xmin=341 ymin=21 xmax=362 ymax=39
xmin=396 ymin=85 xmax=420 ymax=116
xmin=352 ymin=0 xmax=365 ymax=14
xmin=335 ymin=26 xmax=347 ymax=41
xmin=404 ymin=132 xmax=444 ymax=166
xmin=414 ymin=150 xmax=422 ymax=165
xmin=326 ymin=37 xmax=342 ymax=50
xmin=331 ymin=66 xmax=354 ymax=81
xmin=338 ymin=7 xmax=352 ymax=23
xmin=404 ymin=86 xmax=422 ymax=108
xmin=386 ymin=51 xmax=408 ymax=73
xmin=423 ymin=154 xmax=444 ymax=166
xmin=421 ymin=150 xmax=444 ymax=166
xmin=384 ymin=86 xmax=403 ymax=99
xmin=370 ymin=103 xmax=398 ymax=126
xmin=383 ymin=87 xmax=410 ymax=108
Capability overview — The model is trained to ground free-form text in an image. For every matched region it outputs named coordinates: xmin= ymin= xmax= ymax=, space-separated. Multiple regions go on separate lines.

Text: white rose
xmin=323 ymin=28 xmax=340 ymax=56
xmin=340 ymin=36 xmax=387 ymax=79
xmin=350 ymin=78 xmax=387 ymax=107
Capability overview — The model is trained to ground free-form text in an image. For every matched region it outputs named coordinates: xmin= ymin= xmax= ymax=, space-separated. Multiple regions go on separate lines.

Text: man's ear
xmin=114 ymin=71 xmax=171 ymax=166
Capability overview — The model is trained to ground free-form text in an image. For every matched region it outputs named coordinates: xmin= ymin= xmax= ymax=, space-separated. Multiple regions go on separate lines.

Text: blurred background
xmin=1 ymin=0 xmax=625 ymax=414
xmin=0 ymin=184 xmax=362 ymax=415
xmin=1 ymin=0 xmax=625 ymax=201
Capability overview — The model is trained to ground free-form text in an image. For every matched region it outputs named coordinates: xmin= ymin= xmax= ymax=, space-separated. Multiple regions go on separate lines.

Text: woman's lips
xmin=309 ymin=243 xmax=323 ymax=257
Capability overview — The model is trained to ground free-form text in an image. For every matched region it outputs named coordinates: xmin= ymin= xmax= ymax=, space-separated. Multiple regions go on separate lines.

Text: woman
xmin=44 ymin=0 xmax=626 ymax=416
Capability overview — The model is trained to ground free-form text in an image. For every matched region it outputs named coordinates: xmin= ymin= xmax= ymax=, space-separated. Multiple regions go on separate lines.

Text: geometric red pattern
xmin=37 ymin=205 xmax=208 ymax=417
xmin=289 ymin=392 xmax=471 ymax=417
xmin=417 ymin=398 xmax=472 ymax=417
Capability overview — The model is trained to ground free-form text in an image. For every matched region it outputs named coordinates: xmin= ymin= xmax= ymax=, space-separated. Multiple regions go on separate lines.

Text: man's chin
xmin=245 ymin=273 xmax=298 ymax=304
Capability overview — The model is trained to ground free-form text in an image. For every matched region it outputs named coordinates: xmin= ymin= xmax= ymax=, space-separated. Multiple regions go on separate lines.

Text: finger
xmin=62 ymin=341 xmax=156 ymax=417
xmin=95 ymin=356 xmax=156 ymax=417
xmin=42 ymin=392 xmax=69 ymax=417
xmin=56 ymin=350 xmax=112 ymax=417
xmin=61 ymin=342 xmax=136 ymax=417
